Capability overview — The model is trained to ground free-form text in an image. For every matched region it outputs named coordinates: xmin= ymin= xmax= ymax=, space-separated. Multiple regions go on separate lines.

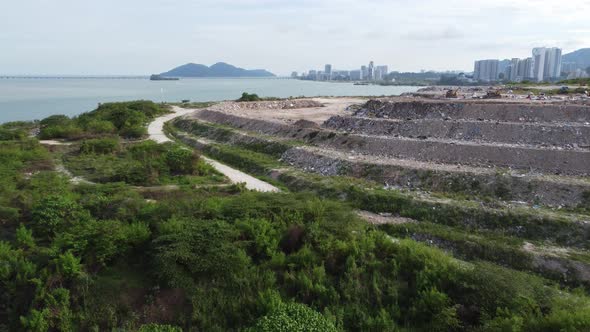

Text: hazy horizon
xmin=1 ymin=0 xmax=589 ymax=76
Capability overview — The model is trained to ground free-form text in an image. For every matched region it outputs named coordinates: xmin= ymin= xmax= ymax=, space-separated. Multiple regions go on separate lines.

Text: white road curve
xmin=148 ymin=106 xmax=280 ymax=193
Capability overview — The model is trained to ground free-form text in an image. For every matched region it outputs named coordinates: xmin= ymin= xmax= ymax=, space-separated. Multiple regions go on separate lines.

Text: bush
xmin=138 ymin=324 xmax=182 ymax=332
xmin=53 ymin=220 xmax=151 ymax=267
xmin=238 ymin=92 xmax=262 ymax=102
xmin=84 ymin=119 xmax=116 ymax=135
xmin=165 ymin=146 xmax=199 ymax=175
xmin=79 ymin=140 xmax=114 ymax=156
xmin=119 ymin=125 xmax=146 ymax=138
xmin=79 ymin=138 xmax=120 ymax=154
xmin=31 ymin=195 xmax=90 ymax=239
xmin=248 ymin=302 xmax=338 ymax=332
xmin=40 ymin=114 xmax=71 ymax=127
xmin=0 ymin=206 xmax=19 ymax=224
xmin=39 ymin=101 xmax=167 ymax=140
xmin=0 ymin=127 xmax=26 ymax=141
xmin=39 ymin=124 xmax=83 ymax=140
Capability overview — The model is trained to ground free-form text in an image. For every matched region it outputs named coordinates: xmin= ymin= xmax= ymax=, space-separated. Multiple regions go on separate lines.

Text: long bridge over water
xmin=0 ymin=76 xmax=295 ymax=80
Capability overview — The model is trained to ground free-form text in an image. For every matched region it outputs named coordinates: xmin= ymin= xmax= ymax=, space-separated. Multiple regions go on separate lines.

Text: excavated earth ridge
xmin=356 ymin=99 xmax=590 ymax=123
xmin=323 ymin=116 xmax=590 ymax=148
xmin=177 ymin=111 xmax=590 ymax=207
xmin=280 ymin=146 xmax=590 ymax=207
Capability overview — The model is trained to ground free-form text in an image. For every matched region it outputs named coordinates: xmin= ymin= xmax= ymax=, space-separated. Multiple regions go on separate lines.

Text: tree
xmin=165 ymin=146 xmax=199 ymax=175
xmin=238 ymin=92 xmax=262 ymax=102
xmin=248 ymin=302 xmax=338 ymax=332
xmin=31 ymin=195 xmax=90 ymax=239
xmin=138 ymin=323 xmax=182 ymax=332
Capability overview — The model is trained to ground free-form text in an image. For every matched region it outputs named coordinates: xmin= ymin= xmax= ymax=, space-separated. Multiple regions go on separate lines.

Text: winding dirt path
xmin=148 ymin=106 xmax=280 ymax=193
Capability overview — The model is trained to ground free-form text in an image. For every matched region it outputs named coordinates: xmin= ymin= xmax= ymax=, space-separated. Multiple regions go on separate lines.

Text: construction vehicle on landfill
xmin=483 ymin=89 xmax=502 ymax=99
xmin=445 ymin=89 xmax=458 ymax=98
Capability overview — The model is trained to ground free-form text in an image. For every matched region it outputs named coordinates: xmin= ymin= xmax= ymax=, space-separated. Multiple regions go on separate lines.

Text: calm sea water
xmin=0 ymin=78 xmax=419 ymax=123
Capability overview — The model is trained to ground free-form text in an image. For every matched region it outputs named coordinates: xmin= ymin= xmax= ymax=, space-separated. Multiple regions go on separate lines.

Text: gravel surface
xmin=357 ymin=210 xmax=415 ymax=225
xmin=209 ymin=97 xmax=364 ymax=124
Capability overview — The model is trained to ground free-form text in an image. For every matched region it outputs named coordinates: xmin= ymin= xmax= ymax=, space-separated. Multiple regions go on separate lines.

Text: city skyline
xmin=1 ymin=0 xmax=590 ymax=75
xmin=473 ymin=46 xmax=574 ymax=82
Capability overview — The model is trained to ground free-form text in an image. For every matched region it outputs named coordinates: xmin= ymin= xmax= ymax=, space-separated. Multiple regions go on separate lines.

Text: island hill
xmin=154 ymin=62 xmax=275 ymax=79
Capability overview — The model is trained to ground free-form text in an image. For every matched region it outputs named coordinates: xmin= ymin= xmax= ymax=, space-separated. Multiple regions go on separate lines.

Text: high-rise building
xmin=508 ymin=58 xmax=520 ymax=81
xmin=498 ymin=59 xmax=511 ymax=79
xmin=520 ymin=57 xmax=533 ymax=80
xmin=532 ymin=47 xmax=547 ymax=82
xmin=375 ymin=65 xmax=388 ymax=81
xmin=368 ymin=61 xmax=375 ymax=81
xmin=562 ymin=62 xmax=581 ymax=73
xmin=473 ymin=59 xmax=499 ymax=82
xmin=324 ymin=64 xmax=332 ymax=80
xmin=376 ymin=66 xmax=388 ymax=76
xmin=350 ymin=70 xmax=362 ymax=81
xmin=361 ymin=66 xmax=368 ymax=80
xmin=308 ymin=70 xmax=317 ymax=80
xmin=532 ymin=47 xmax=562 ymax=81
xmin=505 ymin=58 xmax=533 ymax=82
xmin=544 ymin=47 xmax=562 ymax=80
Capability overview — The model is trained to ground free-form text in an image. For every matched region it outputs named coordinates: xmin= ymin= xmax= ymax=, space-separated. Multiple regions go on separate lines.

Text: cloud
xmin=403 ymin=27 xmax=464 ymax=41
xmin=0 ymin=0 xmax=589 ymax=74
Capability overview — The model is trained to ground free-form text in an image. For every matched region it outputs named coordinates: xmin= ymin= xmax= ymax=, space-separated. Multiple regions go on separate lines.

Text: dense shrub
xmin=31 ymin=195 xmax=91 ymax=239
xmin=66 ymin=141 xmax=208 ymax=186
xmin=164 ymin=146 xmax=199 ymax=175
xmin=40 ymin=114 xmax=71 ymax=127
xmin=39 ymin=124 xmax=83 ymax=140
xmin=238 ymin=92 xmax=262 ymax=102
xmin=3 ymin=132 xmax=590 ymax=331
xmin=249 ymin=302 xmax=338 ymax=332
xmin=84 ymin=119 xmax=116 ymax=135
xmin=79 ymin=137 xmax=120 ymax=154
xmin=39 ymin=101 xmax=167 ymax=140
xmin=0 ymin=127 xmax=26 ymax=140
xmin=138 ymin=324 xmax=182 ymax=332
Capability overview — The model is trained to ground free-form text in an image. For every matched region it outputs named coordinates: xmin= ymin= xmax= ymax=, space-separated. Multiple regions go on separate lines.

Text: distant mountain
xmin=160 ymin=62 xmax=275 ymax=77
xmin=563 ymin=48 xmax=590 ymax=68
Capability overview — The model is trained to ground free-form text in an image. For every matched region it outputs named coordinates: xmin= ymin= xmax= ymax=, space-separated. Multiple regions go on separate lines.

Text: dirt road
xmin=148 ymin=106 xmax=280 ymax=193
xmin=209 ymin=97 xmax=364 ymax=125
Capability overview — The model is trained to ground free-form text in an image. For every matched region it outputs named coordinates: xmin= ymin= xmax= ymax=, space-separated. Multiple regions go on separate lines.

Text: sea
xmin=0 ymin=77 xmax=419 ymax=123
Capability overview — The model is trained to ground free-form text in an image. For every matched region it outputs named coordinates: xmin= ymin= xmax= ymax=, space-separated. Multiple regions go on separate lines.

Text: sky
xmin=1 ymin=0 xmax=589 ymax=76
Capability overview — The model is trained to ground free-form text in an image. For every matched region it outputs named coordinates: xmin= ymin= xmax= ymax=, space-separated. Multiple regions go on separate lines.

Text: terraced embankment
xmin=184 ymin=101 xmax=590 ymax=206
xmin=170 ymin=97 xmax=590 ymax=287
xmin=357 ymin=99 xmax=590 ymax=123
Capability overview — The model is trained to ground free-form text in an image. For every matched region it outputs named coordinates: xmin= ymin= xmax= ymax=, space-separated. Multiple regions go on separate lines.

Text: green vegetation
xmin=64 ymin=139 xmax=224 ymax=186
xmin=170 ymin=125 xmax=590 ymax=249
xmin=174 ymin=118 xmax=296 ymax=158
xmin=0 ymin=122 xmax=36 ymax=141
xmin=169 ymin=101 xmax=217 ymax=109
xmin=3 ymin=103 xmax=590 ymax=331
xmin=39 ymin=100 xmax=169 ymax=140
xmin=238 ymin=92 xmax=263 ymax=102
xmin=236 ymin=92 xmax=283 ymax=102
xmin=559 ymin=77 xmax=590 ymax=86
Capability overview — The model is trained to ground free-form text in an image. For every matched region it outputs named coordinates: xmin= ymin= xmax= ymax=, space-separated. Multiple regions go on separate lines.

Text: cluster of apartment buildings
xmin=474 ymin=47 xmax=563 ymax=82
xmin=294 ymin=61 xmax=389 ymax=81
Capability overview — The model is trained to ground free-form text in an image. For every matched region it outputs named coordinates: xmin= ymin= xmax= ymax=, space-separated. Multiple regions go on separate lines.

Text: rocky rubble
xmin=323 ymin=115 xmax=590 ymax=148
xmin=280 ymin=146 xmax=590 ymax=207
xmin=353 ymin=99 xmax=590 ymax=123
xmin=212 ymin=99 xmax=323 ymax=111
